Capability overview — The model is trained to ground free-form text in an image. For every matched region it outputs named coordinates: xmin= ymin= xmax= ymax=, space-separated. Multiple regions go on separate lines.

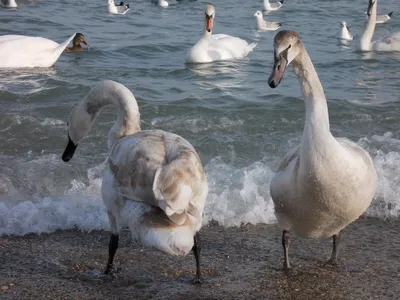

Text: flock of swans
xmin=1 ymin=0 xmax=398 ymax=283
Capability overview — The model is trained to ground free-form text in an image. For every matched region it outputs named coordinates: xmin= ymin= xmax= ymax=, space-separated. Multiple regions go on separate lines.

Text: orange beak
xmin=206 ymin=15 xmax=213 ymax=32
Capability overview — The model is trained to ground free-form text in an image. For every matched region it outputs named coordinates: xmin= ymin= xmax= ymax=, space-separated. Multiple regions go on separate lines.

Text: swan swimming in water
xmin=186 ymin=5 xmax=256 ymax=63
xmin=268 ymin=30 xmax=377 ymax=270
xmin=360 ymin=0 xmax=400 ymax=52
xmin=62 ymin=80 xmax=208 ymax=282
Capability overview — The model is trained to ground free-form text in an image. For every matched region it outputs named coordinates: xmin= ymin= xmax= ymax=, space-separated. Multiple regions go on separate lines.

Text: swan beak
xmin=268 ymin=55 xmax=288 ymax=88
xmin=206 ymin=15 xmax=213 ymax=32
xmin=62 ymin=134 xmax=78 ymax=162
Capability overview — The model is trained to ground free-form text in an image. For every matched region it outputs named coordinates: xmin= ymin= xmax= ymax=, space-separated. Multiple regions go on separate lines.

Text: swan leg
xmin=192 ymin=232 xmax=203 ymax=284
xmin=104 ymin=212 xmax=119 ymax=274
xmin=326 ymin=232 xmax=341 ymax=265
xmin=282 ymin=229 xmax=291 ymax=271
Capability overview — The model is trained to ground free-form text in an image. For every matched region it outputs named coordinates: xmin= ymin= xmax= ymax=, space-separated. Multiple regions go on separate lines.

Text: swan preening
xmin=263 ymin=0 xmax=284 ymax=11
xmin=0 ymin=33 xmax=76 ymax=68
xmin=0 ymin=0 xmax=17 ymax=8
xmin=62 ymin=80 xmax=208 ymax=282
xmin=108 ymin=0 xmax=130 ymax=14
xmin=340 ymin=21 xmax=353 ymax=41
xmin=268 ymin=30 xmax=377 ymax=269
xmin=186 ymin=5 xmax=256 ymax=63
xmin=254 ymin=11 xmax=281 ymax=31
xmin=360 ymin=0 xmax=400 ymax=52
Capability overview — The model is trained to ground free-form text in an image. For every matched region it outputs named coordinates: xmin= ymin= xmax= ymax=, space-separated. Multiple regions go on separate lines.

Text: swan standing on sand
xmin=108 ymin=0 xmax=129 ymax=14
xmin=263 ymin=0 xmax=284 ymax=12
xmin=62 ymin=80 xmax=208 ymax=282
xmin=0 ymin=0 xmax=17 ymax=8
xmin=254 ymin=11 xmax=281 ymax=31
xmin=0 ymin=33 xmax=76 ymax=68
xmin=268 ymin=30 xmax=377 ymax=269
xmin=365 ymin=11 xmax=393 ymax=24
xmin=152 ymin=0 xmax=168 ymax=7
xmin=340 ymin=21 xmax=353 ymax=41
xmin=186 ymin=5 xmax=256 ymax=63
xmin=360 ymin=0 xmax=400 ymax=52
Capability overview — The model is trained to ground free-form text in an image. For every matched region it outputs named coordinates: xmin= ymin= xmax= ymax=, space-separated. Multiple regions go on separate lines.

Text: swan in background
xmin=0 ymin=0 xmax=17 ymax=8
xmin=254 ymin=11 xmax=281 ymax=31
xmin=62 ymin=80 xmax=208 ymax=282
xmin=186 ymin=5 xmax=256 ymax=63
xmin=108 ymin=0 xmax=129 ymax=14
xmin=263 ymin=0 xmax=284 ymax=12
xmin=152 ymin=0 xmax=168 ymax=7
xmin=365 ymin=11 xmax=393 ymax=24
xmin=63 ymin=33 xmax=89 ymax=52
xmin=268 ymin=30 xmax=377 ymax=270
xmin=340 ymin=21 xmax=353 ymax=41
xmin=360 ymin=0 xmax=400 ymax=52
xmin=0 ymin=33 xmax=76 ymax=68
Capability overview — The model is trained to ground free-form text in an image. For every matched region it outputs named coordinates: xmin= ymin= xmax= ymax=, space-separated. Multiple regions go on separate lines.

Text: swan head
xmin=268 ymin=30 xmax=303 ymax=88
xmin=73 ymin=33 xmax=89 ymax=48
xmin=253 ymin=11 xmax=263 ymax=19
xmin=204 ymin=5 xmax=215 ymax=33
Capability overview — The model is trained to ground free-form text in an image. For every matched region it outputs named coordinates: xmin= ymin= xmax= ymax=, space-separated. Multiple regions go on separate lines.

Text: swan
xmin=61 ymin=80 xmax=208 ymax=282
xmin=186 ymin=5 xmax=257 ymax=64
xmin=63 ymin=33 xmax=89 ymax=53
xmin=254 ymin=11 xmax=281 ymax=31
xmin=0 ymin=33 xmax=76 ymax=68
xmin=263 ymin=0 xmax=284 ymax=12
xmin=339 ymin=21 xmax=353 ymax=41
xmin=108 ymin=0 xmax=129 ymax=14
xmin=268 ymin=30 xmax=377 ymax=270
xmin=152 ymin=0 xmax=168 ymax=7
xmin=365 ymin=11 xmax=393 ymax=24
xmin=360 ymin=0 xmax=400 ymax=52
xmin=0 ymin=0 xmax=17 ymax=8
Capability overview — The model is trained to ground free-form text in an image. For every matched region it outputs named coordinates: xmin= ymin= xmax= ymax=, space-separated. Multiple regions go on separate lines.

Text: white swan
xmin=108 ymin=0 xmax=129 ymax=14
xmin=0 ymin=33 xmax=76 ymax=68
xmin=365 ymin=11 xmax=393 ymax=24
xmin=0 ymin=0 xmax=17 ymax=8
xmin=254 ymin=11 xmax=281 ymax=31
xmin=340 ymin=21 xmax=353 ymax=41
xmin=152 ymin=0 xmax=168 ymax=7
xmin=263 ymin=0 xmax=283 ymax=12
xmin=360 ymin=0 xmax=400 ymax=52
xmin=62 ymin=80 xmax=208 ymax=282
xmin=186 ymin=5 xmax=256 ymax=64
xmin=268 ymin=30 xmax=377 ymax=269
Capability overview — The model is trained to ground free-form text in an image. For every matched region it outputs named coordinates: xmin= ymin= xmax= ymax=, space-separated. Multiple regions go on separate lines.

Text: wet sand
xmin=1 ymin=217 xmax=399 ymax=300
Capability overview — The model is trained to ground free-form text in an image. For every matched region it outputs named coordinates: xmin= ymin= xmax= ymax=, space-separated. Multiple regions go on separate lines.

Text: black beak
xmin=62 ymin=134 xmax=78 ymax=162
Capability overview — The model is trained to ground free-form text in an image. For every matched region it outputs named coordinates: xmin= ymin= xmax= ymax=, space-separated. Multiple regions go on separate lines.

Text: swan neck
xmin=360 ymin=1 xmax=377 ymax=51
xmin=292 ymin=48 xmax=331 ymax=155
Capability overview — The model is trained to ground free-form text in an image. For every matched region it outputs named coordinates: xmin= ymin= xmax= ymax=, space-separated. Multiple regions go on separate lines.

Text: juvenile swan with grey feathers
xmin=62 ymin=80 xmax=208 ymax=282
xmin=268 ymin=30 xmax=377 ymax=270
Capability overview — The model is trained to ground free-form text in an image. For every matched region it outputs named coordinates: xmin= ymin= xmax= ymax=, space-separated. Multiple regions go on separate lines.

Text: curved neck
xmin=360 ymin=1 xmax=377 ymax=51
xmin=291 ymin=47 xmax=331 ymax=161
xmin=69 ymin=80 xmax=141 ymax=152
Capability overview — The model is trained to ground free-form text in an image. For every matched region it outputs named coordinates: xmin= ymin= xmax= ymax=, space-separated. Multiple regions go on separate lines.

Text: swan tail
xmin=54 ymin=33 xmax=76 ymax=55
xmin=249 ymin=43 xmax=257 ymax=50
xmin=153 ymin=155 xmax=198 ymax=226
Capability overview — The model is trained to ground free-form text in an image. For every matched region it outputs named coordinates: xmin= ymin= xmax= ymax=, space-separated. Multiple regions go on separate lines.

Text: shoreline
xmin=1 ymin=217 xmax=399 ymax=299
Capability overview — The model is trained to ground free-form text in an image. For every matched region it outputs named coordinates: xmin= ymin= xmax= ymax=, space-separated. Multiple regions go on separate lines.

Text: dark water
xmin=0 ymin=0 xmax=399 ymax=235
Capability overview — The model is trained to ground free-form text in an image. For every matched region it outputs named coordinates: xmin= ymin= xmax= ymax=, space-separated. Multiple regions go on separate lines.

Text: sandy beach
xmin=1 ymin=217 xmax=399 ymax=300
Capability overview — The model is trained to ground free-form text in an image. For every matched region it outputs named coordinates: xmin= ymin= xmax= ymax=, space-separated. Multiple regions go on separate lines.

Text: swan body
xmin=186 ymin=5 xmax=256 ymax=63
xmin=268 ymin=30 xmax=377 ymax=268
xmin=152 ymin=0 xmax=168 ymax=7
xmin=360 ymin=0 xmax=400 ymax=52
xmin=0 ymin=33 xmax=75 ymax=68
xmin=340 ymin=21 xmax=353 ymax=41
xmin=0 ymin=0 xmax=17 ymax=7
xmin=62 ymin=80 xmax=208 ymax=280
xmin=263 ymin=0 xmax=283 ymax=11
xmin=254 ymin=11 xmax=281 ymax=31
xmin=108 ymin=0 xmax=129 ymax=14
